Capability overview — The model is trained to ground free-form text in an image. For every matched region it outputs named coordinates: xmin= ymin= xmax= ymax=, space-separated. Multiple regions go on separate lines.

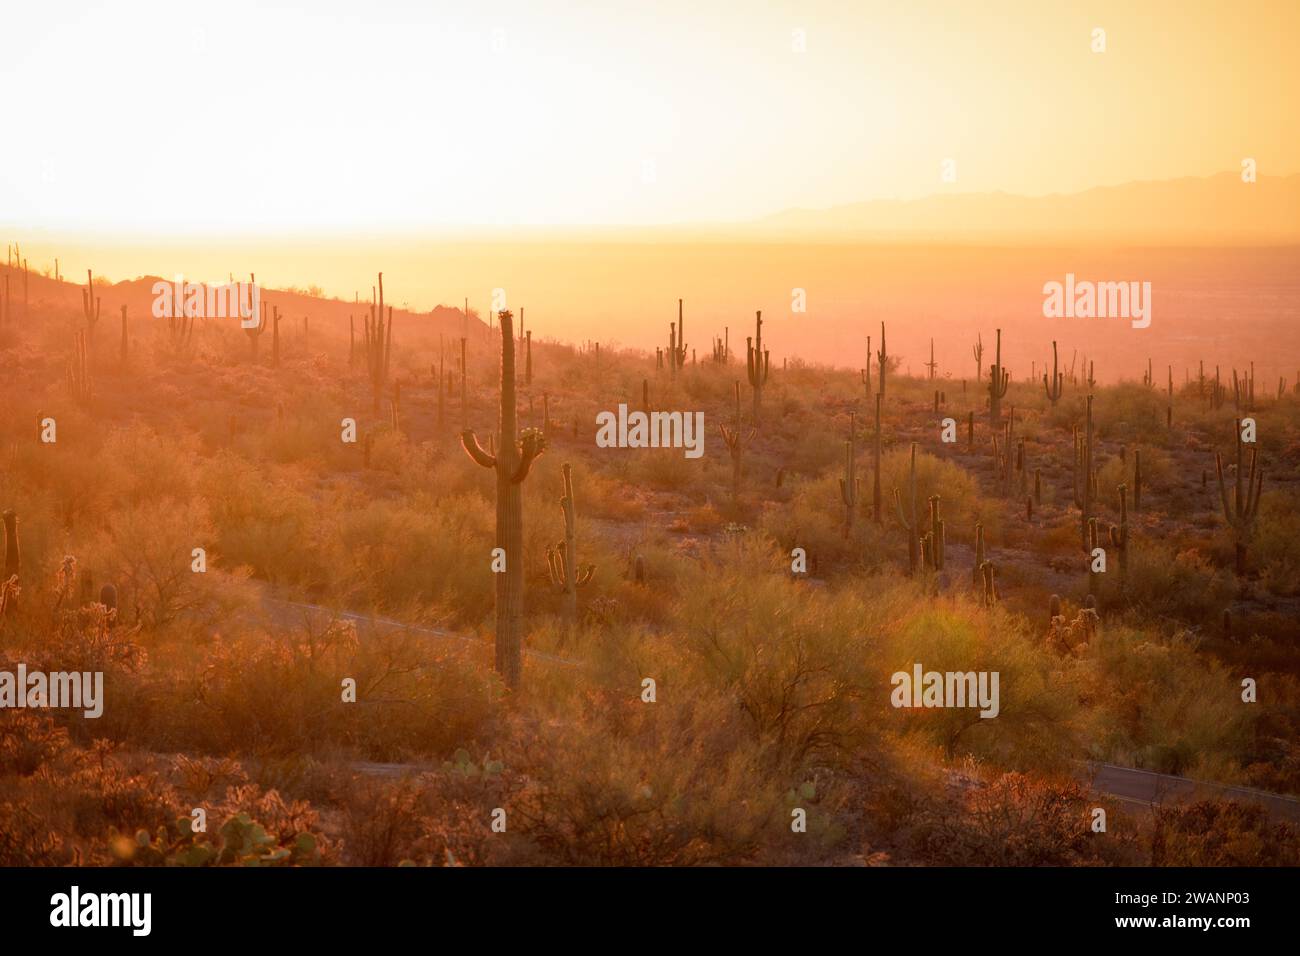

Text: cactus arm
xmin=510 ymin=432 xmax=545 ymax=483
xmin=460 ymin=429 xmax=497 ymax=469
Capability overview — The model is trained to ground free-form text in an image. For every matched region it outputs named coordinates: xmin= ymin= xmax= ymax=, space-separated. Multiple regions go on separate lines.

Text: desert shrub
xmin=1083 ymin=626 xmax=1255 ymax=779
xmin=1100 ymin=540 xmax=1233 ymax=620
xmin=910 ymin=772 xmax=1136 ymax=865
xmin=200 ymin=452 xmax=323 ymax=586
xmin=321 ymin=493 xmax=493 ymax=619
xmin=1148 ymin=800 xmax=1300 ymax=866
xmin=1253 ymin=491 xmax=1300 ymax=596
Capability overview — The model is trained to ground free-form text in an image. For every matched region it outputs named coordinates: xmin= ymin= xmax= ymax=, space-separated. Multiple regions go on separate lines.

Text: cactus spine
xmin=460 ymin=310 xmax=546 ymax=689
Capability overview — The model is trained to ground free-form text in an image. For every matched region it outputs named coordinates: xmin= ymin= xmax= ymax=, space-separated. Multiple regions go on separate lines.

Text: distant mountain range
xmin=751 ymin=173 xmax=1300 ymax=243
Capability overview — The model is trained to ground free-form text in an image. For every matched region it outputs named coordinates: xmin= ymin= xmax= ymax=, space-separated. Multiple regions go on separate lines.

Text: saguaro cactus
xmin=0 ymin=510 xmax=17 ymax=616
xmin=972 ymin=333 xmax=984 ymax=385
xmin=67 ymin=330 xmax=91 ymax=404
xmin=893 ymin=441 xmax=921 ymax=574
xmin=925 ymin=338 xmax=938 ymax=380
xmin=668 ymin=299 xmax=687 ymax=379
xmin=1108 ymin=483 xmax=1130 ymax=591
xmin=872 ymin=392 xmax=883 ymax=524
xmin=546 ymin=463 xmax=595 ymax=620
xmin=1215 ymin=419 xmax=1264 ymax=577
xmin=876 ymin=322 xmax=888 ymax=397
xmin=364 ymin=273 xmax=394 ymax=412
xmin=1072 ymin=395 xmax=1095 ymax=552
xmin=839 ymin=412 xmax=860 ymax=537
xmin=922 ymin=495 xmax=945 ymax=571
xmin=243 ymin=273 xmax=267 ymax=362
xmin=746 ymin=310 xmax=769 ymax=424
xmin=719 ymin=381 xmax=755 ymax=502
xmin=988 ymin=327 xmax=1009 ymax=425
xmin=1043 ymin=340 xmax=1063 ymax=406
xmin=82 ymin=269 xmax=101 ymax=336
xmin=2 ymin=509 xmax=18 ymax=581
xmin=460 ymin=310 xmax=547 ymax=689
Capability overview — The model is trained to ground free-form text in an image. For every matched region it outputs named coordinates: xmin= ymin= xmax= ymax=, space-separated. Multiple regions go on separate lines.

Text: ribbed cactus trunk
xmin=461 ymin=311 xmax=545 ymax=690
xmin=560 ymin=463 xmax=578 ymax=620
xmin=2 ymin=509 xmax=18 ymax=581
xmin=494 ymin=315 xmax=523 ymax=686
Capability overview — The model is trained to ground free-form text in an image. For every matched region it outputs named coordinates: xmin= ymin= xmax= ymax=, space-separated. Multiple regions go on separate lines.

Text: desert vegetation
xmin=1 ymin=254 xmax=1298 ymax=866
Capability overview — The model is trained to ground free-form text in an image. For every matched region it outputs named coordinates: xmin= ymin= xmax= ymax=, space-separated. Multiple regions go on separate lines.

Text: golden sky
xmin=1 ymin=0 xmax=1296 ymax=232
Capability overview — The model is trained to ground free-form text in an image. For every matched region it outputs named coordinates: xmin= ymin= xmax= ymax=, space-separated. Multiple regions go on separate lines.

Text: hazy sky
xmin=3 ymin=0 xmax=1296 ymax=231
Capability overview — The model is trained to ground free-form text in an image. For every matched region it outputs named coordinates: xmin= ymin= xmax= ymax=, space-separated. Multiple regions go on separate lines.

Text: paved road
xmin=257 ymin=594 xmax=580 ymax=667
xmin=1087 ymin=762 xmax=1300 ymax=822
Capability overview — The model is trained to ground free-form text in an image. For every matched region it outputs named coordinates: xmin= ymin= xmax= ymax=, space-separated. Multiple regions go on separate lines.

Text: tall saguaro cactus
xmin=1215 ymin=419 xmax=1264 ymax=577
xmin=460 ymin=310 xmax=547 ymax=689
xmin=839 ymin=412 xmax=860 ymax=537
xmin=1043 ymin=340 xmax=1063 ymax=406
xmin=668 ymin=299 xmax=687 ymax=379
xmin=893 ymin=441 xmax=921 ymax=574
xmin=1108 ymin=483 xmax=1130 ymax=590
xmin=1072 ymin=394 xmax=1096 ymax=552
xmin=82 ymin=269 xmax=101 ymax=336
xmin=0 ymin=509 xmax=17 ymax=615
xmin=988 ymin=327 xmax=1009 ymax=424
xmin=547 ymin=463 xmax=595 ymax=620
xmin=746 ymin=310 xmax=769 ymax=424
xmin=876 ymin=322 xmax=889 ymax=397
xmin=719 ymin=381 xmax=754 ymax=502
xmin=872 ymin=392 xmax=883 ymax=524
xmin=364 ymin=273 xmax=394 ymax=412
